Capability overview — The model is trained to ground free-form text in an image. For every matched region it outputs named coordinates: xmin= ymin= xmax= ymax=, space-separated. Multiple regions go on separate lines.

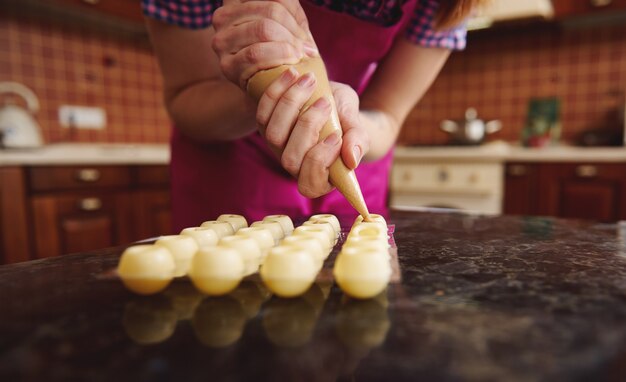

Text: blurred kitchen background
xmin=1 ymin=0 xmax=626 ymax=263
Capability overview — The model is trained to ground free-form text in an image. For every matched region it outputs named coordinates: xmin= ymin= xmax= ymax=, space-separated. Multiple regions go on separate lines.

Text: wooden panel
xmin=133 ymin=165 xmax=169 ymax=187
xmin=537 ymin=163 xmax=626 ymax=222
xmin=131 ymin=190 xmax=172 ymax=241
xmin=29 ymin=165 xmax=132 ymax=192
xmin=0 ymin=167 xmax=31 ymax=264
xmin=61 ymin=215 xmax=113 ymax=254
xmin=560 ymin=182 xmax=618 ymax=221
xmin=503 ymin=163 xmax=539 ymax=216
xmin=30 ymin=192 xmax=133 ymax=258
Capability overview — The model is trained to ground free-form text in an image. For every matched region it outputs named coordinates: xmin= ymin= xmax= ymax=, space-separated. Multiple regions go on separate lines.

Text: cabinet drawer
xmin=30 ymin=192 xmax=133 ymax=258
xmin=391 ymin=162 xmax=502 ymax=196
xmin=28 ymin=166 xmax=132 ymax=192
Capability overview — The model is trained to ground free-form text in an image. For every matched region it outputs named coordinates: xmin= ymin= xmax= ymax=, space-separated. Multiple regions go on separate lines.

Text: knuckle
xmin=280 ymin=154 xmax=299 ymax=175
xmin=264 ymin=3 xmax=283 ymax=22
xmin=211 ymin=34 xmax=225 ymax=53
xmin=245 ymin=44 xmax=263 ymax=64
xmin=256 ymin=19 xmax=276 ymax=41
xmin=279 ymin=91 xmax=302 ymax=108
xmin=265 ymin=128 xmax=284 ymax=148
xmin=304 ymin=149 xmax=326 ymax=168
xmin=299 ymin=112 xmax=324 ymax=134
xmin=298 ymin=182 xmax=320 ymax=199
xmin=212 ymin=8 xmax=226 ymax=29
xmin=278 ymin=42 xmax=298 ymax=60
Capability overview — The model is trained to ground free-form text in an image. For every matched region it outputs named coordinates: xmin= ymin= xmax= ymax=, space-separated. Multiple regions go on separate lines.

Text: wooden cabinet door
xmin=0 ymin=167 xmax=31 ymax=264
xmin=552 ymin=0 xmax=626 ymax=18
xmin=31 ymin=192 xmax=133 ymax=259
xmin=538 ymin=163 xmax=626 ymax=222
xmin=503 ymin=163 xmax=540 ymax=216
xmin=131 ymin=190 xmax=172 ymax=241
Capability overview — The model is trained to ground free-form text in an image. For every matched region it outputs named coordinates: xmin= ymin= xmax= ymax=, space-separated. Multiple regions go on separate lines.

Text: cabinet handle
xmin=402 ymin=171 xmax=412 ymax=182
xmin=590 ymin=0 xmax=612 ymax=7
xmin=508 ymin=164 xmax=527 ymax=176
xmin=438 ymin=168 xmax=449 ymax=182
xmin=82 ymin=0 xmax=101 ymax=5
xmin=75 ymin=168 xmax=101 ymax=182
xmin=576 ymin=165 xmax=598 ymax=178
xmin=79 ymin=197 xmax=102 ymax=211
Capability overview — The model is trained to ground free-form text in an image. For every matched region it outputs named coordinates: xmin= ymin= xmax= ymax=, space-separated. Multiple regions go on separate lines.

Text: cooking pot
xmin=440 ymin=108 xmax=501 ymax=145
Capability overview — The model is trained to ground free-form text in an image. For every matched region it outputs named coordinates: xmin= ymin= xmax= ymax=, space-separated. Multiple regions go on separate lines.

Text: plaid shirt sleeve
xmin=142 ymin=0 xmax=222 ymax=29
xmin=405 ymin=0 xmax=467 ymax=50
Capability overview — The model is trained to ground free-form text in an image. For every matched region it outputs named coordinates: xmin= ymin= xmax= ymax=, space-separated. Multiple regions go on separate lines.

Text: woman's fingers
xmin=263 ymin=72 xmax=317 ymax=150
xmin=331 ymin=82 xmax=369 ymax=169
xmin=212 ymin=19 xmax=304 ymax=56
xmin=212 ymin=0 xmax=314 ymax=88
xmin=297 ymin=132 xmax=342 ymax=198
xmin=214 ymin=2 xmax=308 ymax=43
xmin=280 ymin=97 xmax=331 ymax=177
xmin=221 ymin=41 xmax=304 ymax=87
xmin=256 ymin=67 xmax=299 ymax=131
xmin=341 ymin=124 xmax=369 ymax=169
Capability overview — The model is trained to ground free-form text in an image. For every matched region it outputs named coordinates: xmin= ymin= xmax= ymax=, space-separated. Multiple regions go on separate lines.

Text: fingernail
xmin=323 ymin=132 xmax=340 ymax=146
xmin=304 ymin=42 xmax=318 ymax=57
xmin=282 ymin=67 xmax=298 ymax=81
xmin=297 ymin=72 xmax=315 ymax=88
xmin=353 ymin=145 xmax=362 ymax=166
xmin=313 ymin=97 xmax=330 ymax=109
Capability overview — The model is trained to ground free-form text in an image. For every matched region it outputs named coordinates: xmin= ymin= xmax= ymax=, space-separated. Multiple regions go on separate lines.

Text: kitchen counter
xmin=2 ymin=143 xmax=625 ymax=166
xmin=395 ymin=143 xmax=626 ymax=162
xmin=0 ymin=143 xmax=169 ymax=166
xmin=1 ymin=211 xmax=626 ymax=381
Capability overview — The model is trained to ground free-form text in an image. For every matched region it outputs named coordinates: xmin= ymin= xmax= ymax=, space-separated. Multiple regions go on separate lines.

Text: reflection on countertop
xmin=0 ymin=143 xmax=169 ymax=166
xmin=1 ymin=211 xmax=626 ymax=380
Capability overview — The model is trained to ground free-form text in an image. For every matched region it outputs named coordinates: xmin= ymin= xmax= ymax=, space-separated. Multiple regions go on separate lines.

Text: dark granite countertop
xmin=1 ymin=211 xmax=626 ymax=381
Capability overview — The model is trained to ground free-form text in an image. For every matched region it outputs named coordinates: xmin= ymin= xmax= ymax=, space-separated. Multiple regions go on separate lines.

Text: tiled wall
xmin=2 ymin=5 xmax=625 ymax=146
xmin=0 ymin=5 xmax=170 ymax=144
xmin=400 ymin=23 xmax=626 ymax=145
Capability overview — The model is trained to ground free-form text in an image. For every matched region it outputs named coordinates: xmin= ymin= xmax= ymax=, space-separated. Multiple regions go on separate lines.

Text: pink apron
xmin=170 ymin=0 xmax=416 ymax=231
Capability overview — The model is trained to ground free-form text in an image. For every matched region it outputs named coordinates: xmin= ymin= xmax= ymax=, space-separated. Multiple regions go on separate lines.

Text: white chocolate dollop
xmin=155 ymin=235 xmax=199 ymax=277
xmin=117 ymin=244 xmax=176 ymax=295
xmin=217 ymin=214 xmax=248 ymax=231
xmin=188 ymin=246 xmax=245 ymax=295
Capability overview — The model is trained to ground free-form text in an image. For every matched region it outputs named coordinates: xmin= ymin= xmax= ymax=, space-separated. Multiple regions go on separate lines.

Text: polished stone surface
xmin=1 ymin=211 xmax=626 ymax=381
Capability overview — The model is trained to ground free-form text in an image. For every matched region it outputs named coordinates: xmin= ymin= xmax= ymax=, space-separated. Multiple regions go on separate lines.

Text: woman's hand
xmin=256 ymin=74 xmax=370 ymax=198
xmin=211 ymin=0 xmax=317 ymax=88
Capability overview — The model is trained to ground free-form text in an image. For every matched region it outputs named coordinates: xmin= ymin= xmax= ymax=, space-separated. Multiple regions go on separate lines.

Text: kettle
xmin=440 ymin=108 xmax=502 ymax=145
xmin=0 ymin=82 xmax=44 ymax=148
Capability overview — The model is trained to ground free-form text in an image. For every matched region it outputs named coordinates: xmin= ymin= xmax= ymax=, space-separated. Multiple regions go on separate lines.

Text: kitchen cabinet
xmin=552 ymin=0 xmax=626 ymax=18
xmin=0 ymin=164 xmax=171 ymax=264
xmin=504 ymin=162 xmax=626 ymax=222
xmin=503 ymin=163 xmax=540 ymax=216
xmin=0 ymin=168 xmax=31 ymax=264
xmin=31 ymin=192 xmax=133 ymax=259
xmin=538 ymin=163 xmax=626 ymax=222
